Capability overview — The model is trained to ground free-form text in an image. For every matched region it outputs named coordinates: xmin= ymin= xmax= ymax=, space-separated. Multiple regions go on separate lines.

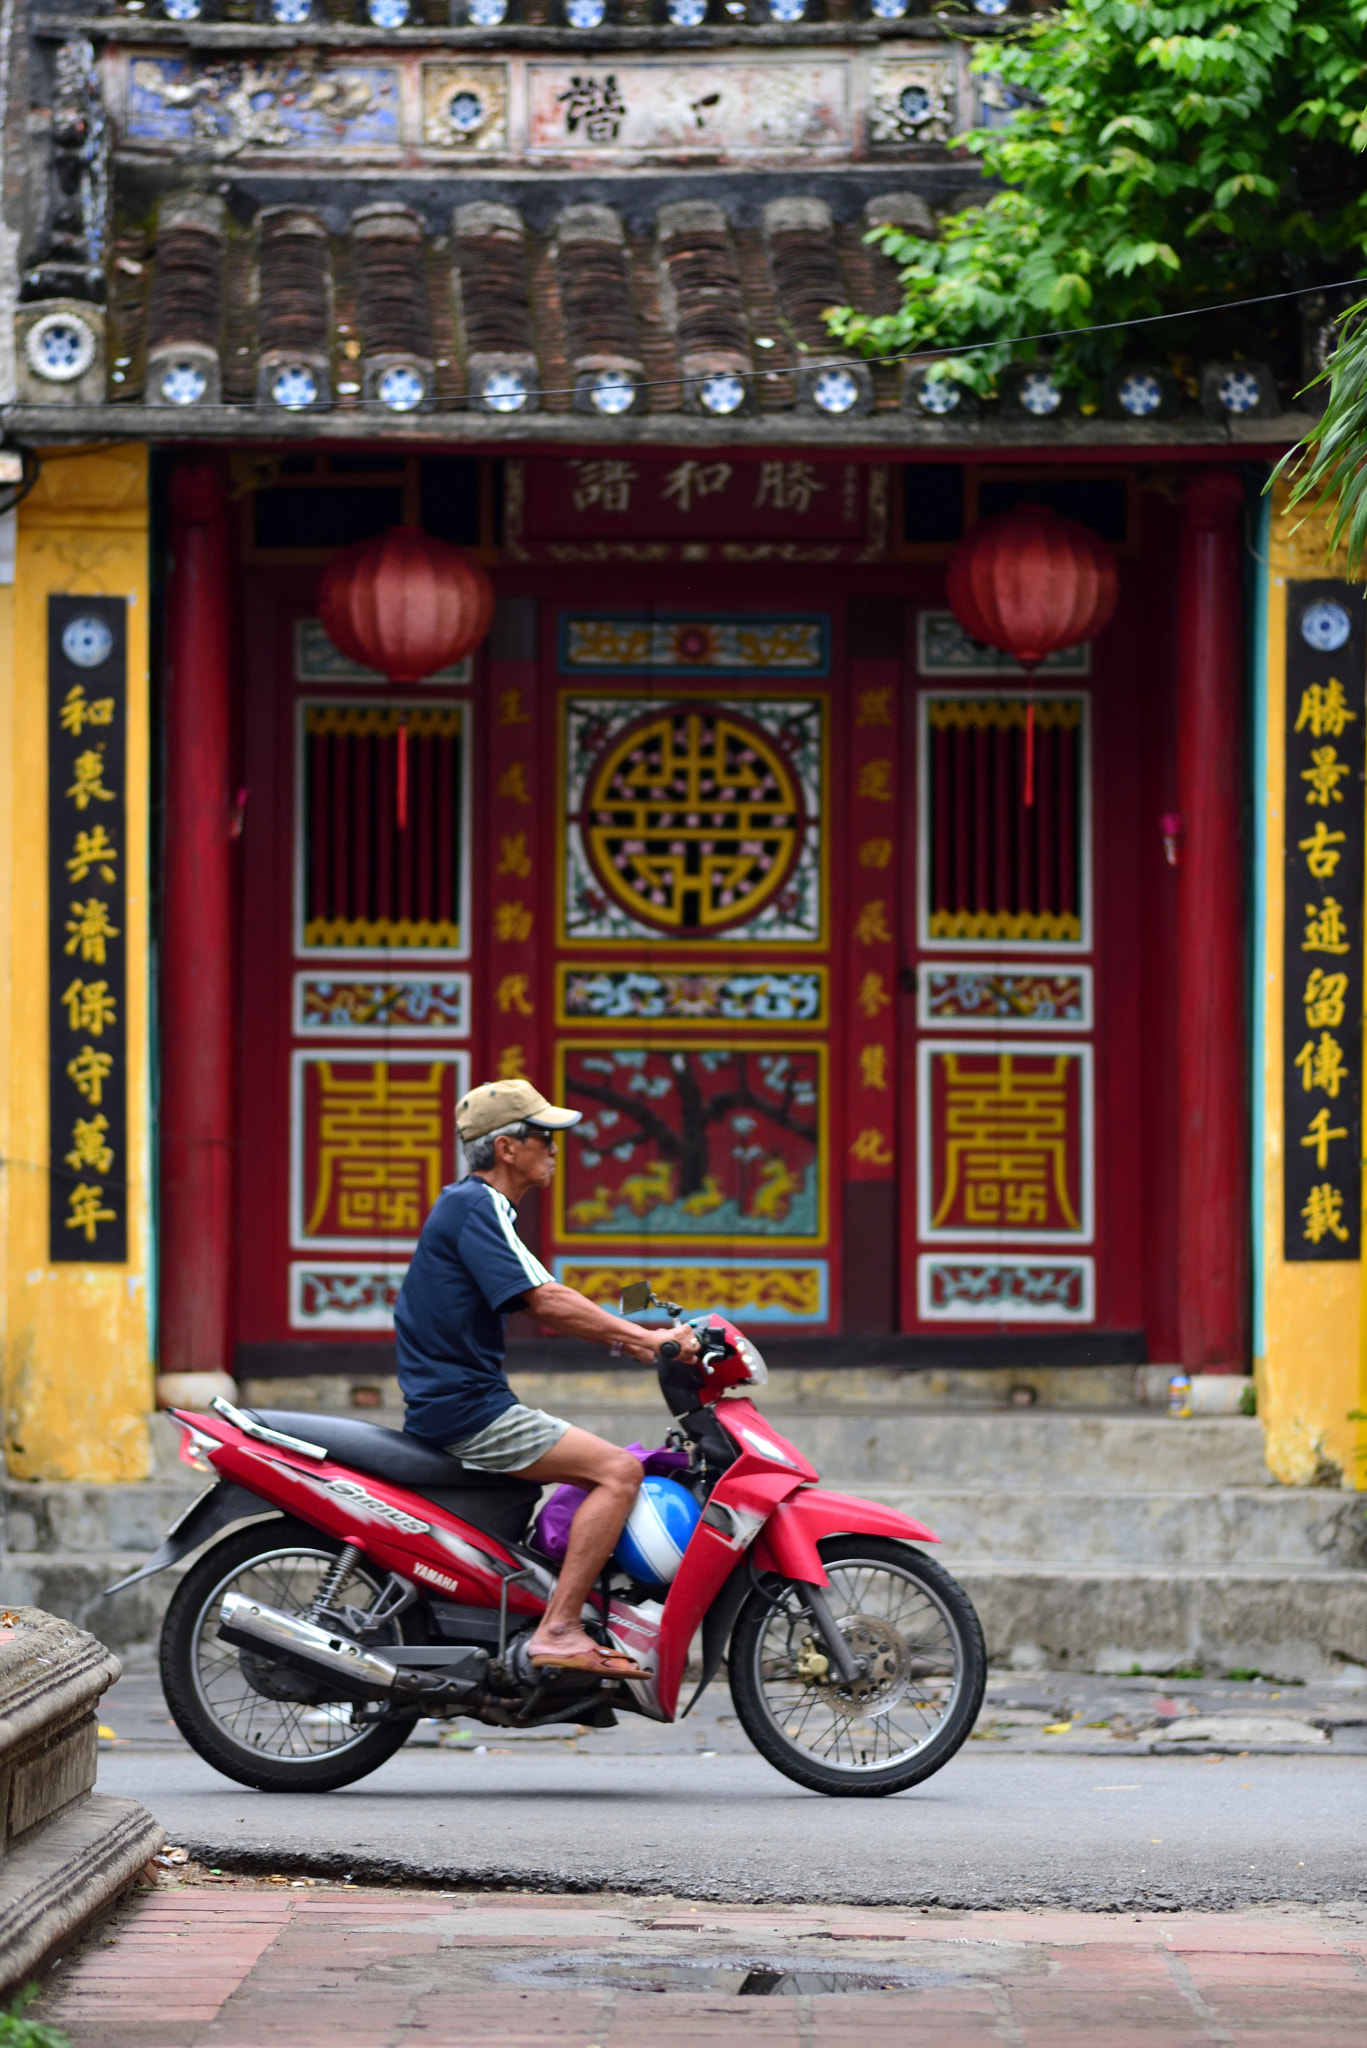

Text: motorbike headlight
xmin=735 ymin=1335 xmax=769 ymax=1385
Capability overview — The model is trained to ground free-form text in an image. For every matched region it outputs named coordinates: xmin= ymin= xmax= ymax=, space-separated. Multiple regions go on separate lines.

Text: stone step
xmin=551 ymin=1406 xmax=1276 ymax=1491
xmin=0 ymin=1554 xmax=174 ymax=1662
xmin=241 ymin=1364 xmax=1158 ymax=1415
xmin=148 ymin=1403 xmax=1281 ymax=1490
xmin=864 ymin=1487 xmax=1367 ymax=1570
xmin=155 ymin=1389 xmax=1274 ymax=1488
xmin=953 ymin=1563 xmax=1367 ymax=1686
xmin=4 ymin=1479 xmax=205 ymax=1556
xmin=10 ymin=1479 xmax=1360 ymax=1572
xmin=4 ymin=1414 xmax=1283 ymax=1559
xmin=7 ymin=1550 xmax=1365 ymax=1683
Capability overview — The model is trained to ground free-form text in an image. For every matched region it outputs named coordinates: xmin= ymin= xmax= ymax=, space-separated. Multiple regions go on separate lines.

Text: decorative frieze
xmin=108 ymin=44 xmax=964 ymax=164
xmin=556 ymin=1256 xmax=829 ymax=1323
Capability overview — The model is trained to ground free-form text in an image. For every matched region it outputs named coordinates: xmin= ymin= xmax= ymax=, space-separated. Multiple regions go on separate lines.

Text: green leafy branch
xmin=828 ymin=0 xmax=1367 ymax=401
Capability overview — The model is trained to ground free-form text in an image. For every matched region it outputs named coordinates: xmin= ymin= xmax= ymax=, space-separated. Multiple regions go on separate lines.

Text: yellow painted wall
xmin=1 ymin=446 xmax=153 ymax=1481
xmin=1259 ymin=479 xmax=1367 ymax=1489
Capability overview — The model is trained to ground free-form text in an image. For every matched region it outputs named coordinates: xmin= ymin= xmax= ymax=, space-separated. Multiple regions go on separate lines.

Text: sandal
xmin=527 ymin=1646 xmax=649 ymax=1678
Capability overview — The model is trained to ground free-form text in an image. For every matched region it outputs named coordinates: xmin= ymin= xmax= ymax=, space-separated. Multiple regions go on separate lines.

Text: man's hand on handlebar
xmin=651 ymin=1322 xmax=700 ymax=1364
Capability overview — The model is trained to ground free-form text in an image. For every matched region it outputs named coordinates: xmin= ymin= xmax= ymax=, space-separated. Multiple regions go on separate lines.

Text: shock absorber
xmin=307 ymin=1543 xmax=362 ymax=1623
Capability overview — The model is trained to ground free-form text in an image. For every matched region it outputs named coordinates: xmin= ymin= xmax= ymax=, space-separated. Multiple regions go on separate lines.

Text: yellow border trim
xmin=3 ymin=445 xmax=152 ymax=1481
xmin=1260 ymin=477 xmax=1367 ymax=1488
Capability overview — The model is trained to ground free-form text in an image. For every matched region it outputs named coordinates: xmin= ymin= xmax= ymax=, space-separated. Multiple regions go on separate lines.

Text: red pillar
xmin=1176 ymin=466 xmax=1248 ymax=1371
xmin=160 ymin=461 xmax=234 ymax=1377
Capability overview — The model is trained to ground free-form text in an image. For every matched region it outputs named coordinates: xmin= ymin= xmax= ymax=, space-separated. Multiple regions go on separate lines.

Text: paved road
xmin=96 ymin=1666 xmax=1367 ymax=1910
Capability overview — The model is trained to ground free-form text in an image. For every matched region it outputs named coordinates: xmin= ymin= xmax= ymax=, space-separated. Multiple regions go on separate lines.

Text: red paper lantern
xmin=318 ymin=525 xmax=495 ymax=683
xmin=946 ymin=500 xmax=1118 ymax=668
xmin=946 ymin=502 xmax=1118 ymax=800
xmin=318 ymin=526 xmax=494 ymax=829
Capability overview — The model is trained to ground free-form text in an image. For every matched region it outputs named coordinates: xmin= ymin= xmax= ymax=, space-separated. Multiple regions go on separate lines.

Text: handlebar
xmin=657 ymin=1339 xmax=682 ymax=1362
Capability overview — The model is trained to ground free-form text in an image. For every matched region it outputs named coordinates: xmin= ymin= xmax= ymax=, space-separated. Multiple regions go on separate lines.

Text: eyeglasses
xmin=520 ymin=1126 xmax=558 ymax=1149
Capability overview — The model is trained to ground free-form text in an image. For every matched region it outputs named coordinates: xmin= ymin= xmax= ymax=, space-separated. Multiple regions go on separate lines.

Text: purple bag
xmin=529 ymin=1442 xmax=691 ymax=1563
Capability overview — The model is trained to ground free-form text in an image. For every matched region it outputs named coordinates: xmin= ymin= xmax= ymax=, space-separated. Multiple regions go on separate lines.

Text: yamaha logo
xmin=326 ymin=1477 xmax=430 ymax=1536
xmin=412 ymin=1560 xmax=461 ymax=1594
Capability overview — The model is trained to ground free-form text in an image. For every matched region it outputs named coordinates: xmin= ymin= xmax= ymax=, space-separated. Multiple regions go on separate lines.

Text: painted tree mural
xmin=561 ymin=1046 xmax=821 ymax=1240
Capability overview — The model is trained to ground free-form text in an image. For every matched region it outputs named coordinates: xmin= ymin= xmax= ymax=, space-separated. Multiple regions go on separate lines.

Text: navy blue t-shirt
xmin=395 ymin=1176 xmax=553 ymax=1447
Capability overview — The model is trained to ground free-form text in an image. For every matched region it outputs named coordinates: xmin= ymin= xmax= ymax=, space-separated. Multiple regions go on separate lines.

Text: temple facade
xmin=0 ymin=0 xmax=1363 ymax=1489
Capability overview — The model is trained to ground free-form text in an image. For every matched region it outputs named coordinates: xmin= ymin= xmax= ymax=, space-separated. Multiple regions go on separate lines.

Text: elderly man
xmin=395 ymin=1078 xmax=698 ymax=1678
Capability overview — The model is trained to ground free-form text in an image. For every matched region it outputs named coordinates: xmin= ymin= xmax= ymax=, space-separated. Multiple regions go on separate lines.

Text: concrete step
xmin=9 ymin=1550 xmax=1365 ymax=1684
xmin=240 ymin=1364 xmax=1156 ymax=1416
xmin=6 ymin=1407 xmax=1361 ymax=1676
xmin=552 ymin=1407 xmax=1277 ymax=1491
xmin=235 ymin=1375 xmax=1269 ymax=1482
xmin=0 ymin=1553 xmax=175 ymax=1658
xmin=140 ymin=1399 xmax=1283 ymax=1491
xmin=10 ymin=1474 xmax=1358 ymax=1572
xmin=953 ymin=1563 xmax=1367 ymax=1686
xmin=864 ymin=1487 xmax=1367 ymax=1570
xmin=3 ymin=1478 xmax=205 ymax=1556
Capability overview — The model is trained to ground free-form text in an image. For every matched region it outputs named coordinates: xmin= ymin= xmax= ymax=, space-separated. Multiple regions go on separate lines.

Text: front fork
xmin=798 ymin=1582 xmax=863 ymax=1685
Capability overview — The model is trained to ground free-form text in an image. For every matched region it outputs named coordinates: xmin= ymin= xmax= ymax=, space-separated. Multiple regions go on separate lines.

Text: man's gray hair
xmin=463 ymin=1120 xmax=531 ymax=1172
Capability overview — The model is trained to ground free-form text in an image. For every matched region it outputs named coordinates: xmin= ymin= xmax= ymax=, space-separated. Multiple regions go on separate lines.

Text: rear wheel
xmin=728 ymin=1536 xmax=986 ymax=1797
xmin=160 ymin=1518 xmax=424 ymax=1793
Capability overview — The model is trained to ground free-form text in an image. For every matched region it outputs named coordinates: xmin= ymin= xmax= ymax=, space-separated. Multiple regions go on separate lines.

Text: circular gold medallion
xmin=582 ymin=706 xmax=804 ymax=933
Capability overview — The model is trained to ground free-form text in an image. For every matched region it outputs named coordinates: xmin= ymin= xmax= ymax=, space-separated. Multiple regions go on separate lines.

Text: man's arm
xmin=522 ymin=1281 xmax=697 ymax=1364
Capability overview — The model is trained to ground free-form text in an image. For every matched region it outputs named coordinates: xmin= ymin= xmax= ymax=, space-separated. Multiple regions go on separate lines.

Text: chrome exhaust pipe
xmin=218 ymin=1592 xmax=401 ymax=1695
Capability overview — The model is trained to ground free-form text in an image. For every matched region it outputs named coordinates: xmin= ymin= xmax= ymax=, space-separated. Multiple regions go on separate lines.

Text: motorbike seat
xmin=249 ymin=1411 xmax=541 ymax=1543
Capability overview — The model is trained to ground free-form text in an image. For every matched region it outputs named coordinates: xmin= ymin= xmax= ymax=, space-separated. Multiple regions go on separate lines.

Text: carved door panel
xmin=543 ymin=606 xmax=842 ymax=1335
xmin=899 ymin=607 xmax=1149 ymax=1348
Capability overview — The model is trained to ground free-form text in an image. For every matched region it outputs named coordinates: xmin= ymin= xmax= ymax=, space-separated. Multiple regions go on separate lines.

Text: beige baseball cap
xmin=456 ymin=1078 xmax=581 ymax=1143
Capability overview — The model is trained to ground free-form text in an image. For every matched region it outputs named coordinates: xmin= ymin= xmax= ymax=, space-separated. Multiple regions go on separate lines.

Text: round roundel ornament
xmin=1300 ymin=600 xmax=1353 ymax=653
xmin=318 ymin=526 xmax=495 ymax=683
xmin=612 ymin=1476 xmax=702 ymax=1587
xmin=946 ymin=501 xmax=1119 ymax=669
xmin=62 ymin=615 xmax=114 ymax=669
xmin=582 ymin=703 xmax=805 ymax=934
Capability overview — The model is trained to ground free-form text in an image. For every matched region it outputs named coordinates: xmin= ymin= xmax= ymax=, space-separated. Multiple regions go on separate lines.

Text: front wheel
xmin=728 ymin=1536 xmax=986 ymax=1797
xmin=160 ymin=1518 xmax=424 ymax=1793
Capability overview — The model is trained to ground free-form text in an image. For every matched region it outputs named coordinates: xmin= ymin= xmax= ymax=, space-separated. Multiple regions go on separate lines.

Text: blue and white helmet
xmin=612 ymin=1476 xmax=702 ymax=1587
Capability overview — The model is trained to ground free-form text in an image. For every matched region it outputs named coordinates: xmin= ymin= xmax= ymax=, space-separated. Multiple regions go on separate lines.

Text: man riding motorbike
xmin=394 ymin=1077 xmax=699 ymax=1679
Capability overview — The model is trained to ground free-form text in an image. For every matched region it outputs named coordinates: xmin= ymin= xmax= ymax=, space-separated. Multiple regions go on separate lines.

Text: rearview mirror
xmin=619 ymin=1280 xmax=652 ymax=1315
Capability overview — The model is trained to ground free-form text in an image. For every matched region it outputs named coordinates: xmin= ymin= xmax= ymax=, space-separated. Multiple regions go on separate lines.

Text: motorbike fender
xmin=679 ymin=1555 xmax=753 ymax=1719
xmin=750 ymin=1489 xmax=940 ymax=1586
xmin=649 ymin=1465 xmax=806 ymax=1718
xmin=103 ymin=1480 xmax=280 ymax=1596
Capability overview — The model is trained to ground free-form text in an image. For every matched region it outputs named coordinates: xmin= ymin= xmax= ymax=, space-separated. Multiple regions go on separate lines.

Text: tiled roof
xmin=15 ymin=173 xmax=1305 ymax=446
xmin=103 ymin=185 xmax=914 ymax=421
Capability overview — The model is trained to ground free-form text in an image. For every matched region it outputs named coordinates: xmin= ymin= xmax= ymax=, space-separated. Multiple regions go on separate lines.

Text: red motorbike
xmin=111 ymin=1292 xmax=986 ymax=1798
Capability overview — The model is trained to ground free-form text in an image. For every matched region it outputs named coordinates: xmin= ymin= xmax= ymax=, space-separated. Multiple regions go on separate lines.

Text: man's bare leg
xmin=511 ymin=1426 xmax=642 ymax=1666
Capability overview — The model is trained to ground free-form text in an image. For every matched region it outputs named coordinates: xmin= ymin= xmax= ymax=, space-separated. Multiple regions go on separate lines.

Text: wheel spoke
xmin=748 ymin=1552 xmax=969 ymax=1777
xmin=189 ymin=1546 xmax=401 ymax=1766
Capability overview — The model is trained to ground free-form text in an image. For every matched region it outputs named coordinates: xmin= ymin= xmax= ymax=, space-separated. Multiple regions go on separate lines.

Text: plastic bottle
xmin=1167 ymin=1371 xmax=1193 ymax=1419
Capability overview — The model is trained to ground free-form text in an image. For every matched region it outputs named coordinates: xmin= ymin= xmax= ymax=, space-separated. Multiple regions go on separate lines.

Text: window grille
xmin=924 ymin=696 xmax=1083 ymax=944
xmin=300 ymin=704 xmax=464 ymax=950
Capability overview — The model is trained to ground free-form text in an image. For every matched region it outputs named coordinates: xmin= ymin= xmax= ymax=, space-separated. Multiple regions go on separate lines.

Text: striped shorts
xmin=444 ymin=1403 xmax=570 ymax=1473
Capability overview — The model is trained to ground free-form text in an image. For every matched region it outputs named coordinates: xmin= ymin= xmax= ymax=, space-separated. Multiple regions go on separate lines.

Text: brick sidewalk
xmin=35 ymin=1879 xmax=1367 ymax=2046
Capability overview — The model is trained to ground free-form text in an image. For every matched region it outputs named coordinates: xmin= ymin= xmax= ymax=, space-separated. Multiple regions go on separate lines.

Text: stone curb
xmin=0 ymin=1794 xmax=164 ymax=1996
xmin=157 ymin=1842 xmax=1367 ymax=1914
xmin=0 ymin=1607 xmax=163 ymax=1996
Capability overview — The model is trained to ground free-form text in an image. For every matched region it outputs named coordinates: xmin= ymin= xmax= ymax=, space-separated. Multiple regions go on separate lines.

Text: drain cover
xmin=500 ymin=1953 xmax=966 ymax=1997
